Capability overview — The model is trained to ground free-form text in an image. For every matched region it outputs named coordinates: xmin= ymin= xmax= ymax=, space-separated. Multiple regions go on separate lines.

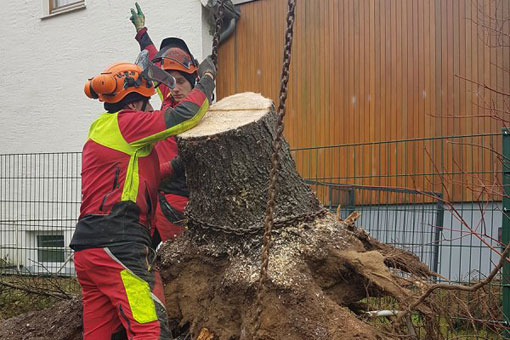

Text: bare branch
xmin=456 ymin=74 xmax=510 ymax=97
xmin=0 ymin=280 xmax=73 ymax=300
xmin=397 ymin=245 xmax=510 ymax=322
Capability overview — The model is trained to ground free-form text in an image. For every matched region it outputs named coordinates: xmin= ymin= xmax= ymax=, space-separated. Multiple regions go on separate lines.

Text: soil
xmin=0 ymin=298 xmax=82 ymax=340
xmin=157 ymin=214 xmax=432 ymax=340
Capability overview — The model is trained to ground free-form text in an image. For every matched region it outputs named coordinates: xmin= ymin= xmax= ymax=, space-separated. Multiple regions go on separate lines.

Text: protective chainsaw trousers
xmin=74 ymin=244 xmax=171 ymax=340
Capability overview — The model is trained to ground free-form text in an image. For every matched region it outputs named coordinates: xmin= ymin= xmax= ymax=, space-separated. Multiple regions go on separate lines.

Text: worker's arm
xmin=135 ymin=28 xmax=158 ymax=62
xmin=130 ymin=3 xmax=169 ymax=102
xmin=118 ymin=73 xmax=215 ymax=148
xmin=130 ymin=3 xmax=158 ymax=61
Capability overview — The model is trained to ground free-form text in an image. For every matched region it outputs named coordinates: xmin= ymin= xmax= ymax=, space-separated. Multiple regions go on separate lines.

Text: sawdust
xmin=157 ymin=214 xmax=432 ymax=340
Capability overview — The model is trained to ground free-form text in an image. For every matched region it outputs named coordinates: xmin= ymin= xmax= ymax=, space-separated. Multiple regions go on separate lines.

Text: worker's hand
xmin=198 ymin=55 xmax=216 ymax=81
xmin=130 ymin=2 xmax=145 ymax=32
xmin=170 ymin=156 xmax=184 ymax=176
xmin=160 ymin=156 xmax=183 ymax=186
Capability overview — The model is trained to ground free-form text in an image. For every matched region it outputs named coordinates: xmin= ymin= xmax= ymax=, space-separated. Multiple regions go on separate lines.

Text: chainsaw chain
xmin=187 ymin=208 xmax=327 ymax=236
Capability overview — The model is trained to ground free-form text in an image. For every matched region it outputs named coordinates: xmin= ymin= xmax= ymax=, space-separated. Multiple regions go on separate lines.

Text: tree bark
xmin=177 ymin=92 xmax=325 ymax=236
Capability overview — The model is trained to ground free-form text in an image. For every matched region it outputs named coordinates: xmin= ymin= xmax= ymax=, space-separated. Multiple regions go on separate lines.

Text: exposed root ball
xmin=158 ymin=215 xmax=431 ymax=340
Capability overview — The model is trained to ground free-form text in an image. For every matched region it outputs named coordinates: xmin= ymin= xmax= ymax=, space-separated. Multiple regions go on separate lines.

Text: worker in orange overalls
xmin=130 ymin=3 xmax=202 ymax=247
xmin=70 ymin=58 xmax=215 ymax=339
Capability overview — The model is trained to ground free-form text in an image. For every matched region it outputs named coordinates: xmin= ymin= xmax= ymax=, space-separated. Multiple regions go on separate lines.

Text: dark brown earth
xmin=0 ymin=298 xmax=82 ymax=340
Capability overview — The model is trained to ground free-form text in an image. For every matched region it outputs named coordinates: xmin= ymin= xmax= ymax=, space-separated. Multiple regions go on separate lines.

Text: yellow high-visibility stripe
xmin=120 ymin=270 xmax=157 ymax=324
xmin=88 ymin=113 xmax=135 ymax=155
xmin=88 ymin=113 xmax=151 ymax=204
xmin=129 ymin=99 xmax=209 ymax=149
xmin=121 ymin=151 xmax=140 ymax=202
xmin=156 ymin=87 xmax=164 ymax=102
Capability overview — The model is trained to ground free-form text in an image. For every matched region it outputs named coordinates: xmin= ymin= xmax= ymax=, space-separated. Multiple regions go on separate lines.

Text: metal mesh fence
xmin=0 ymin=135 xmax=503 ymax=281
xmin=291 ymin=133 xmax=502 ymax=285
xmin=0 ymin=153 xmax=81 ymax=276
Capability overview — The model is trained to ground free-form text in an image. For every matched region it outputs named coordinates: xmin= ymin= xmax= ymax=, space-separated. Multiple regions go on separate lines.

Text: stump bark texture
xmin=177 ymin=92 xmax=325 ymax=236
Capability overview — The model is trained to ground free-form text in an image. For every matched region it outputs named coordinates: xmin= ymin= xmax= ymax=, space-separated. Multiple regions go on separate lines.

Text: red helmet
xmin=159 ymin=47 xmax=198 ymax=74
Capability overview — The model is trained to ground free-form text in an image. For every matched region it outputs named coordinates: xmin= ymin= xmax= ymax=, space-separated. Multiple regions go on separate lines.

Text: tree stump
xmin=158 ymin=92 xmax=433 ymax=340
xmin=179 ymin=92 xmax=326 ymax=238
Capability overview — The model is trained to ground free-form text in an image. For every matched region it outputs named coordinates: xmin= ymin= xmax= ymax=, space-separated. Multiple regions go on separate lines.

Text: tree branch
xmin=396 ymin=244 xmax=510 ymax=322
xmin=456 ymin=74 xmax=510 ymax=97
xmin=0 ymin=280 xmax=73 ymax=300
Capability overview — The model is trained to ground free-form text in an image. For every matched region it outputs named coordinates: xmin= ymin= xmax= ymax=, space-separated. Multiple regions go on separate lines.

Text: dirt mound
xmin=0 ymin=297 xmax=82 ymax=340
xmin=158 ymin=214 xmax=432 ymax=340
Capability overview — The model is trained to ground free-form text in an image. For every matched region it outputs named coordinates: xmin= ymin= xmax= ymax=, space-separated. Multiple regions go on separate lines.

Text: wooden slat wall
xmin=217 ymin=0 xmax=510 ymax=202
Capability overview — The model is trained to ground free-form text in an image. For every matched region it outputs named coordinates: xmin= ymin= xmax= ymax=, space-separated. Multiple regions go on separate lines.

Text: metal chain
xmin=187 ymin=208 xmax=327 ymax=236
xmin=253 ymin=0 xmax=297 ymax=338
xmin=211 ymin=0 xmax=225 ymax=70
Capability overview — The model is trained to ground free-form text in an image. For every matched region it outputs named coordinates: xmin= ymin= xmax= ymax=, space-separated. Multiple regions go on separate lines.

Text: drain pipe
xmin=202 ymin=0 xmax=241 ymax=46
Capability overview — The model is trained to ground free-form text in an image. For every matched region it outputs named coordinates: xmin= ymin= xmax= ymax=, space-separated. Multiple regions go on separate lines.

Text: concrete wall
xmin=0 ymin=0 xmax=213 ymax=154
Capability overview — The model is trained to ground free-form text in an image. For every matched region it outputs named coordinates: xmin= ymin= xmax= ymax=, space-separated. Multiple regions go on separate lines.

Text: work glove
xmin=170 ymin=156 xmax=184 ymax=177
xmin=130 ymin=2 xmax=145 ymax=32
xmin=198 ymin=55 xmax=217 ymax=81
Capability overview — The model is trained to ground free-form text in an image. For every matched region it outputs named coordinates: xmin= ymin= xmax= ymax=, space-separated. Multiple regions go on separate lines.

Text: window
xmin=37 ymin=235 xmax=65 ymax=262
xmin=51 ymin=0 xmax=83 ymax=12
xmin=42 ymin=0 xmax=85 ymax=18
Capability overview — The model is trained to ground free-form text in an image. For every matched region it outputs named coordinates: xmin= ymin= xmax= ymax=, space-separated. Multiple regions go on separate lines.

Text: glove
xmin=198 ymin=55 xmax=216 ymax=81
xmin=170 ymin=156 xmax=184 ymax=177
xmin=130 ymin=2 xmax=145 ymax=32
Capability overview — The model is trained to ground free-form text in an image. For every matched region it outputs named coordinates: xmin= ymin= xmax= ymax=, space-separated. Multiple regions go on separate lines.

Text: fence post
xmin=328 ymin=185 xmax=333 ymax=211
xmin=432 ymin=194 xmax=444 ymax=280
xmin=502 ymin=127 xmax=510 ymax=335
xmin=348 ymin=188 xmax=355 ymax=214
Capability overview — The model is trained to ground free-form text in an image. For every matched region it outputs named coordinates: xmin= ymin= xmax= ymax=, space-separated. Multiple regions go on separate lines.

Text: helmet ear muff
xmin=91 ymin=74 xmax=117 ymax=95
xmin=85 ymin=62 xmax=156 ymax=103
xmin=84 ymin=79 xmax=99 ymax=99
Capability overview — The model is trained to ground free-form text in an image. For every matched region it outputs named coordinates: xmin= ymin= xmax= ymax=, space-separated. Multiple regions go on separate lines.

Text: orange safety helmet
xmin=153 ymin=37 xmax=198 ymax=75
xmin=84 ymin=62 xmax=155 ymax=104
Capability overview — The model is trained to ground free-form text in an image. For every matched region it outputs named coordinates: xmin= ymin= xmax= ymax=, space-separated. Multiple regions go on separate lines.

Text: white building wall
xmin=0 ymin=0 xmax=214 ymax=275
xmin=0 ymin=0 xmax=213 ymax=154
